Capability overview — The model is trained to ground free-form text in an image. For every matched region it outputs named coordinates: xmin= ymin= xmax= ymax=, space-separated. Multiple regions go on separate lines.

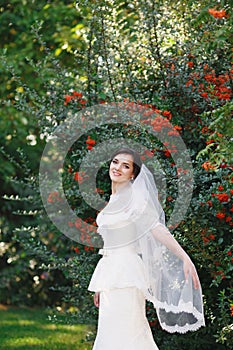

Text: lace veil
xmin=98 ymin=164 xmax=205 ymax=333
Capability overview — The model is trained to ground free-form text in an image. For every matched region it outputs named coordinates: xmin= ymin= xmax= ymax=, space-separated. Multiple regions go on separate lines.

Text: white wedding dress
xmin=88 ymin=192 xmax=159 ymax=350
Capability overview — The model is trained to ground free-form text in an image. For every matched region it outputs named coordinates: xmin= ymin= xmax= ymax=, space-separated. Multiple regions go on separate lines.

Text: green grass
xmin=0 ymin=306 xmax=93 ymax=350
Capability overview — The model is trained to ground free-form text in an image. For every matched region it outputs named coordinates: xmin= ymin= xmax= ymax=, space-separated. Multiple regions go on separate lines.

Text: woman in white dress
xmin=88 ymin=148 xmax=205 ymax=350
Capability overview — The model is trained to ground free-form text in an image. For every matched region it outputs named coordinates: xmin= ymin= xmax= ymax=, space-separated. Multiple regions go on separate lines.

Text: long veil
xmin=133 ymin=165 xmax=205 ymax=332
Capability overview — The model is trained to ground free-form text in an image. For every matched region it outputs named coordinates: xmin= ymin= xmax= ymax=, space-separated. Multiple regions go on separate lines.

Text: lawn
xmin=0 ymin=305 xmax=93 ymax=350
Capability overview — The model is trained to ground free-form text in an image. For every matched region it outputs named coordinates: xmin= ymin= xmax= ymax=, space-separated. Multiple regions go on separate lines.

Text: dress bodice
xmin=96 ymin=189 xmax=152 ymax=250
xmin=96 ymin=211 xmax=139 ymax=250
xmin=88 ymin=194 xmax=149 ymax=293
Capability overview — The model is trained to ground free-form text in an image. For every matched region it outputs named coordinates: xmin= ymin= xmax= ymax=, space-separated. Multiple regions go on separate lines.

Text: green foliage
xmin=197 ymin=100 xmax=233 ymax=165
xmin=0 ymin=1 xmax=232 ymax=349
xmin=0 ymin=0 xmax=88 ymax=308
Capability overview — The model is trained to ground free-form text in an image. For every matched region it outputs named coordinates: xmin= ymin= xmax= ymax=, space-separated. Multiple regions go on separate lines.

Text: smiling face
xmin=109 ymin=153 xmax=134 ymax=185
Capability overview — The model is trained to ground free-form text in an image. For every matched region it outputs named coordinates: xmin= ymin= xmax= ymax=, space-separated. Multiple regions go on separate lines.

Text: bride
xmin=88 ymin=148 xmax=205 ymax=350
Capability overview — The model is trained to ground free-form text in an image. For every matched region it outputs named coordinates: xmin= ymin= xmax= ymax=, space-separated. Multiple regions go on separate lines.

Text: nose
xmin=114 ymin=163 xmax=121 ymax=171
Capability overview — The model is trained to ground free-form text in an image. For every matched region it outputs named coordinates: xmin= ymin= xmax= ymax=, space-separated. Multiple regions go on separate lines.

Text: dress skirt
xmin=92 ymin=287 xmax=159 ymax=350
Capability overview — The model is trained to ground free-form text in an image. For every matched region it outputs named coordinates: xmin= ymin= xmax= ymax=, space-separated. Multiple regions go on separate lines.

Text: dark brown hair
xmin=110 ymin=148 xmax=142 ymax=179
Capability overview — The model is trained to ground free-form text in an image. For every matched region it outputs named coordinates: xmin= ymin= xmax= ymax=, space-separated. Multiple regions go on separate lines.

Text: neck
xmin=111 ymin=181 xmax=130 ymax=195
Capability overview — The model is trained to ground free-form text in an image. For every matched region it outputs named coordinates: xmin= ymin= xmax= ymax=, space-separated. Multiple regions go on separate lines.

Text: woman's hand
xmin=183 ymin=257 xmax=200 ymax=289
xmin=151 ymin=225 xmax=201 ymax=289
xmin=94 ymin=292 xmax=100 ymax=307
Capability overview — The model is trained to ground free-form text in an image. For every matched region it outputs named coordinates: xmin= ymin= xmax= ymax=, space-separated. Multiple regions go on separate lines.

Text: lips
xmin=112 ymin=171 xmax=121 ymax=176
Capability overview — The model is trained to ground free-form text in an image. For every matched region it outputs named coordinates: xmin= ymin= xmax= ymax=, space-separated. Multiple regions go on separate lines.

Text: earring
xmin=130 ymin=177 xmax=134 ymax=183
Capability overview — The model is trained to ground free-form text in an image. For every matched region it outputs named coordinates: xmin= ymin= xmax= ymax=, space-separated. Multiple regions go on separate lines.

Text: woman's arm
xmin=151 ymin=223 xmax=200 ymax=289
xmin=94 ymin=292 xmax=100 ymax=307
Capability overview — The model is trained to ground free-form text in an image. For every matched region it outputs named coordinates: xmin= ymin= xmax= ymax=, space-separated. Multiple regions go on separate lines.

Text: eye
xmin=112 ymin=159 xmax=118 ymax=164
xmin=124 ymin=165 xmax=130 ymax=169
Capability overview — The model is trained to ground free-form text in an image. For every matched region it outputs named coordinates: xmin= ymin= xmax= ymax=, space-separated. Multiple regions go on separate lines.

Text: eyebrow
xmin=113 ymin=157 xmax=132 ymax=166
